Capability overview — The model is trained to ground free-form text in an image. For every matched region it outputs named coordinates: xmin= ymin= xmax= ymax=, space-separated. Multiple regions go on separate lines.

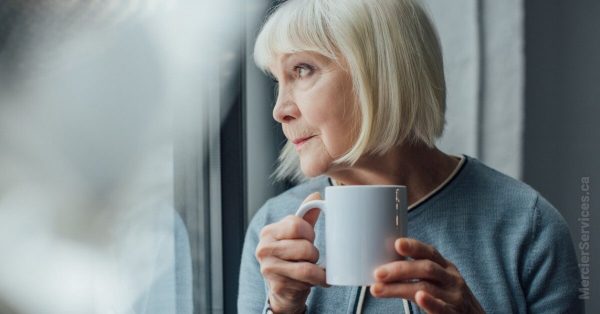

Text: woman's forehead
xmin=275 ymin=51 xmax=330 ymax=63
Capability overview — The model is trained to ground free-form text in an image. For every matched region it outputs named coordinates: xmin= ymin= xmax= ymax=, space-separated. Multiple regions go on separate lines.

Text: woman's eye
xmin=294 ymin=64 xmax=313 ymax=78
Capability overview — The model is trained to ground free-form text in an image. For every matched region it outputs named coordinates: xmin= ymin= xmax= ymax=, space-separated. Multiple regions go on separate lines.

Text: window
xmin=0 ymin=1 xmax=283 ymax=313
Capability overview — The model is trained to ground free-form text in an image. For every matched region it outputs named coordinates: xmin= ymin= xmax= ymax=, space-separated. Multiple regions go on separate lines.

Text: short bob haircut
xmin=254 ymin=0 xmax=446 ymax=182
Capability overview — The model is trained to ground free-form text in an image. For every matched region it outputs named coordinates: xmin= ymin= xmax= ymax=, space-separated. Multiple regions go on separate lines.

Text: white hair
xmin=254 ymin=0 xmax=446 ymax=182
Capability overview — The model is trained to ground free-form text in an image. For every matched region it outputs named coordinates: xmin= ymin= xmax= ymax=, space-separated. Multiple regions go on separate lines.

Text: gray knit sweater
xmin=237 ymin=155 xmax=583 ymax=313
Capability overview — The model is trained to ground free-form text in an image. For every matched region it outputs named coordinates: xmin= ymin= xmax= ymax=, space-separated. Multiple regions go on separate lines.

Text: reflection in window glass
xmin=0 ymin=1 xmax=249 ymax=313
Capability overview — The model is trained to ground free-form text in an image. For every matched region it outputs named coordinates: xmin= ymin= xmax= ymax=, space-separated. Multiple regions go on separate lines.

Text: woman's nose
xmin=272 ymin=88 xmax=300 ymax=123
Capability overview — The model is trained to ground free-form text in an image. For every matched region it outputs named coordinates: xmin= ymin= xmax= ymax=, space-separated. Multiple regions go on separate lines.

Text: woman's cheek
xmin=299 ymin=139 xmax=332 ymax=177
xmin=320 ymin=128 xmax=350 ymax=159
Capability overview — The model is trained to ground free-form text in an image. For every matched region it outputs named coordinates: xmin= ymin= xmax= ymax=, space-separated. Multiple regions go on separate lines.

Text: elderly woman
xmin=238 ymin=0 xmax=582 ymax=313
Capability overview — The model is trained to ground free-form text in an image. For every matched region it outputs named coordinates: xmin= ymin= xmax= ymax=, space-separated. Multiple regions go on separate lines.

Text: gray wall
xmin=524 ymin=1 xmax=600 ymax=313
xmin=425 ymin=0 xmax=525 ymax=179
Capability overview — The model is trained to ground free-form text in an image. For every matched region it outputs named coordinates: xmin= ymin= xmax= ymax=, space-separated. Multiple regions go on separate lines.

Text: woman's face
xmin=268 ymin=51 xmax=359 ymax=177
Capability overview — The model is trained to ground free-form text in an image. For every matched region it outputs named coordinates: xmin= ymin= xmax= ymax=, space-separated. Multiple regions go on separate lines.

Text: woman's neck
xmin=327 ymin=144 xmax=460 ymax=206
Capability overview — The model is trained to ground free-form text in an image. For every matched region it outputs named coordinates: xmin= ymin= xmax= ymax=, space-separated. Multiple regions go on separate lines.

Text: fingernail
xmin=397 ymin=238 xmax=407 ymax=251
xmin=375 ymin=268 xmax=388 ymax=280
xmin=371 ymin=283 xmax=383 ymax=295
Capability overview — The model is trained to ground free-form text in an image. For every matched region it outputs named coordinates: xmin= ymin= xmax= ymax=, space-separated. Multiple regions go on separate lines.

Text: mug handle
xmin=295 ymin=200 xmax=326 ymax=268
xmin=295 ymin=200 xmax=326 ymax=217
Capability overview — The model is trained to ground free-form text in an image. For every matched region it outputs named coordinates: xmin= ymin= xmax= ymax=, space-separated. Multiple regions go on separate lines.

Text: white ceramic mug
xmin=295 ymin=185 xmax=407 ymax=286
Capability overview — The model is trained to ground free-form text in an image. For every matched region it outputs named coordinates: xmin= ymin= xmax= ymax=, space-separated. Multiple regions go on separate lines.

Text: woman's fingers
xmin=374 ymin=259 xmax=454 ymax=286
xmin=415 ymin=290 xmax=451 ymax=314
xmin=370 ymin=279 xmax=451 ymax=302
xmin=260 ymin=257 xmax=327 ymax=287
xmin=301 ymin=192 xmax=322 ymax=227
xmin=260 ymin=215 xmax=316 ymax=242
xmin=395 ymin=238 xmax=448 ymax=267
xmin=372 ymin=238 xmax=485 ymax=313
xmin=267 ymin=272 xmax=313 ymax=294
xmin=256 ymin=238 xmax=320 ymax=263
xmin=255 ymin=195 xmax=328 ymax=313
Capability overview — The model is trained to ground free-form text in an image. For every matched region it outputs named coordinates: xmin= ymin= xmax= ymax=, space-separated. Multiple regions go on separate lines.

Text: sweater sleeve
xmin=237 ymin=201 xmax=271 ymax=314
xmin=522 ymin=195 xmax=584 ymax=313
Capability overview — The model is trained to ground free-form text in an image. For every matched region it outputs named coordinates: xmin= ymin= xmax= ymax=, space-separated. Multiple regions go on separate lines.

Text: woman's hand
xmin=255 ymin=192 xmax=327 ymax=313
xmin=371 ymin=238 xmax=485 ymax=314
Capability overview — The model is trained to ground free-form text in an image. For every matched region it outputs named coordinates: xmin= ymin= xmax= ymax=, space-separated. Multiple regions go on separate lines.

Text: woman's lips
xmin=292 ymin=135 xmax=316 ymax=150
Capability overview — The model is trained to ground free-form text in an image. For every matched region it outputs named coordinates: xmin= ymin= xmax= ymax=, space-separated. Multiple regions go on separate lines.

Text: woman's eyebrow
xmin=264 ymin=52 xmax=313 ymax=81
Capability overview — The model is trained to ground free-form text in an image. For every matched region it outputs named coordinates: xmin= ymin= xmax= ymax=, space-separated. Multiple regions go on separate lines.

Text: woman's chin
xmin=299 ymin=159 xmax=328 ymax=178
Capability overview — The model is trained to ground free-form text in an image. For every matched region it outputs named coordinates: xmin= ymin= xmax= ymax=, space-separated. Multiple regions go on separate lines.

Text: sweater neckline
xmin=327 ymin=154 xmax=467 ymax=212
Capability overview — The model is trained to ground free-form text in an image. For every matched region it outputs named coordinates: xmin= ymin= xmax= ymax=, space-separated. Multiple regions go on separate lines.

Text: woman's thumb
xmin=301 ymin=192 xmax=321 ymax=227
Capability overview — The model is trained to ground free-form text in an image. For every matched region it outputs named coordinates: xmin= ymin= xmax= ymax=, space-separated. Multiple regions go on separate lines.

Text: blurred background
xmin=0 ymin=0 xmax=597 ymax=313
